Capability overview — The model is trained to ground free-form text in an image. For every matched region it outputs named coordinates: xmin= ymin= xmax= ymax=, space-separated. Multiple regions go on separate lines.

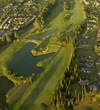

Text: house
xmin=8 ymin=18 xmax=13 ymax=24
xmin=91 ymin=86 xmax=98 ymax=91
xmin=84 ymin=35 xmax=89 ymax=39
xmin=87 ymin=82 xmax=99 ymax=91
xmin=0 ymin=17 xmax=10 ymax=28
xmin=80 ymin=68 xmax=86 ymax=73
xmin=83 ymin=61 xmax=93 ymax=68
xmin=78 ymin=79 xmax=89 ymax=85
xmin=89 ymin=20 xmax=96 ymax=23
xmin=85 ymin=70 xmax=91 ymax=74
xmin=98 ymin=73 xmax=100 ymax=75
xmin=79 ymin=72 xmax=88 ymax=79
xmin=87 ymin=26 xmax=93 ymax=30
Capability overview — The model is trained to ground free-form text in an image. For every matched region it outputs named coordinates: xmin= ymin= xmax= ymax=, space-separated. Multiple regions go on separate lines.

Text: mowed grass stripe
xmin=47 ymin=3 xmax=65 ymax=30
xmin=8 ymin=0 xmax=84 ymax=109
xmin=33 ymin=46 xmax=72 ymax=110
xmin=66 ymin=0 xmax=85 ymax=32
xmin=7 ymin=83 xmax=29 ymax=105
xmin=10 ymin=45 xmax=73 ymax=110
xmin=10 ymin=48 xmax=62 ymax=110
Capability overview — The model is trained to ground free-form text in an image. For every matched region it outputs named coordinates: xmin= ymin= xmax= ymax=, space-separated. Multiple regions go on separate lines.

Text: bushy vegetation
xmin=0 ymin=31 xmax=15 ymax=46
xmin=51 ymin=51 xmax=87 ymax=110
xmin=2 ymin=67 xmax=35 ymax=85
xmin=1 ymin=0 xmax=95 ymax=110
xmin=34 ymin=0 xmax=58 ymax=31
xmin=94 ymin=44 xmax=100 ymax=55
xmin=0 ymin=0 xmax=11 ymax=6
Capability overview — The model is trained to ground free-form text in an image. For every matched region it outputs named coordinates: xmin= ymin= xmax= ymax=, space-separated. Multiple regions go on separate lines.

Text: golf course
xmin=2 ymin=0 xmax=100 ymax=110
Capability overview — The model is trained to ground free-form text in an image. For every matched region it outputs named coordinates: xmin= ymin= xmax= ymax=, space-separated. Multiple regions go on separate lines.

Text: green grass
xmin=0 ymin=0 xmax=86 ymax=109
xmin=30 ymin=29 xmax=58 ymax=40
xmin=46 ymin=0 xmax=85 ymax=31
xmin=68 ymin=0 xmax=85 ymax=30
xmin=32 ymin=34 xmax=61 ymax=56
xmin=74 ymin=93 xmax=100 ymax=110
xmin=10 ymin=44 xmax=73 ymax=110
xmin=7 ymin=83 xmax=30 ymax=105
xmin=0 ymin=29 xmax=58 ymax=76
xmin=46 ymin=3 xmax=65 ymax=30
xmin=0 ymin=40 xmax=27 ymax=76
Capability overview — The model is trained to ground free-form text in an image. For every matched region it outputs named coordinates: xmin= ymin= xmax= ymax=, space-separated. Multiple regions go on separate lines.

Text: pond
xmin=0 ymin=76 xmax=14 ymax=110
xmin=8 ymin=42 xmax=55 ymax=77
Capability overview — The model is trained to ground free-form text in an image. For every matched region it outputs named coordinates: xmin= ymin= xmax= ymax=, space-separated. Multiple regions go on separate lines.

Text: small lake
xmin=0 ymin=76 xmax=14 ymax=110
xmin=8 ymin=42 xmax=54 ymax=77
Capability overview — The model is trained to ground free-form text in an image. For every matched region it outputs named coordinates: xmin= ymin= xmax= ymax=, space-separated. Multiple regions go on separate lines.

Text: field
xmin=0 ymin=0 xmax=86 ymax=109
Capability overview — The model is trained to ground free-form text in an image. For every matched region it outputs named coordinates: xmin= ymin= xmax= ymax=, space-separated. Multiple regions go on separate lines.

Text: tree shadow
xmin=8 ymin=42 xmax=55 ymax=77
xmin=0 ymin=43 xmax=11 ymax=54
xmin=67 ymin=30 xmax=75 ymax=37
xmin=46 ymin=4 xmax=63 ymax=28
xmin=30 ymin=28 xmax=58 ymax=40
xmin=0 ymin=76 xmax=14 ymax=110
xmin=69 ymin=0 xmax=76 ymax=10
xmin=66 ymin=23 xmax=73 ymax=31
xmin=65 ymin=13 xmax=73 ymax=20
xmin=16 ymin=54 xmax=62 ymax=110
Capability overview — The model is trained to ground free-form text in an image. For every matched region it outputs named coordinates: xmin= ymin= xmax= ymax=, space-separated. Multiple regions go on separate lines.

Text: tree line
xmin=2 ymin=67 xmax=35 ymax=85
xmin=51 ymin=52 xmax=87 ymax=110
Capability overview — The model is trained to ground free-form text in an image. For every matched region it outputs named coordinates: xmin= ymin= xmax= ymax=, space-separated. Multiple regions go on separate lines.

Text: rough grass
xmin=46 ymin=3 xmax=65 ymax=30
xmin=46 ymin=0 xmax=85 ymax=31
xmin=74 ymin=93 xmax=100 ymax=110
xmin=0 ymin=0 xmax=86 ymax=109
xmin=9 ymin=44 xmax=73 ymax=110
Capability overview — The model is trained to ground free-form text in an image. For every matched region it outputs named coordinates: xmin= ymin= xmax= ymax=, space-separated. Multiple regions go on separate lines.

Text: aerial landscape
xmin=0 ymin=0 xmax=100 ymax=110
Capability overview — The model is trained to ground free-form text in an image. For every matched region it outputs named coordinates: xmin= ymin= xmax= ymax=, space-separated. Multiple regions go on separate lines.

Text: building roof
xmin=78 ymin=79 xmax=89 ymax=85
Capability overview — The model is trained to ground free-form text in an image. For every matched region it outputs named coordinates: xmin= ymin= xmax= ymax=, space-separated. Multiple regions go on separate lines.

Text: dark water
xmin=8 ymin=42 xmax=55 ymax=77
xmin=0 ymin=76 xmax=14 ymax=110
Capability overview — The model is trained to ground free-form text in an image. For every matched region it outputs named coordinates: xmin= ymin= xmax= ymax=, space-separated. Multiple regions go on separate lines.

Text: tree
xmin=40 ymin=103 xmax=49 ymax=110
xmin=6 ymin=35 xmax=11 ymax=43
xmin=14 ymin=32 xmax=20 ymax=39
xmin=49 ymin=0 xmax=56 ymax=5
xmin=63 ymin=1 xmax=70 ymax=12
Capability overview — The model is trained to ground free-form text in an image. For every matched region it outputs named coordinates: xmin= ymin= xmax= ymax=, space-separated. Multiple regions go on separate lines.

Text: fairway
xmin=0 ymin=0 xmax=86 ymax=109
xmin=9 ymin=45 xmax=73 ymax=110
xmin=8 ymin=0 xmax=85 ymax=107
